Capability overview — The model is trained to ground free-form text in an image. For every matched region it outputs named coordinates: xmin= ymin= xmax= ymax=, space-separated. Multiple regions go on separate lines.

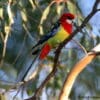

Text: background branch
xmin=59 ymin=44 xmax=100 ymax=100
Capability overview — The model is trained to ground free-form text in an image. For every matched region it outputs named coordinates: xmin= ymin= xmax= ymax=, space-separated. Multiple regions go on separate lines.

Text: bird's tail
xmin=16 ymin=43 xmax=51 ymax=82
xmin=16 ymin=53 xmax=41 ymax=82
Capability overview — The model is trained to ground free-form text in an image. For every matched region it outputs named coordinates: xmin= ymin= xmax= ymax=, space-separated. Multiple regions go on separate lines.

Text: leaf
xmin=56 ymin=3 xmax=64 ymax=15
xmin=39 ymin=4 xmax=51 ymax=35
xmin=67 ymin=0 xmax=76 ymax=14
xmin=20 ymin=9 xmax=28 ymax=22
xmin=29 ymin=0 xmax=36 ymax=10
xmin=0 ymin=8 xmax=3 ymax=18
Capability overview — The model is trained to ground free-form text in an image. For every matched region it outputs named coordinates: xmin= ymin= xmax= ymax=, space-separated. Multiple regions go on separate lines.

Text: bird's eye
xmin=67 ymin=16 xmax=73 ymax=20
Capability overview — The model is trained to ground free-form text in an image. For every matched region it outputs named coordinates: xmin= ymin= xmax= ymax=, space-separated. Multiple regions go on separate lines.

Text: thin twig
xmin=12 ymin=33 xmax=27 ymax=65
xmin=0 ymin=28 xmax=9 ymax=66
xmin=0 ymin=32 xmax=4 ymax=42
xmin=72 ymin=39 xmax=87 ymax=54
xmin=23 ymin=23 xmax=34 ymax=41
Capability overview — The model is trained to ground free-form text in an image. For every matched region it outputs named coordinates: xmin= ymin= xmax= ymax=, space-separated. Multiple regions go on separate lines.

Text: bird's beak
xmin=66 ymin=19 xmax=74 ymax=24
xmin=66 ymin=19 xmax=72 ymax=24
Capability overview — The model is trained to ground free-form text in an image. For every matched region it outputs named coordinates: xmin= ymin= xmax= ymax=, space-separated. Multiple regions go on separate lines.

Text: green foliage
xmin=0 ymin=0 xmax=99 ymax=99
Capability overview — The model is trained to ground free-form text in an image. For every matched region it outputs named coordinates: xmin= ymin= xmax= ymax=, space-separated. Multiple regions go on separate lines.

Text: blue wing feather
xmin=32 ymin=21 xmax=60 ymax=49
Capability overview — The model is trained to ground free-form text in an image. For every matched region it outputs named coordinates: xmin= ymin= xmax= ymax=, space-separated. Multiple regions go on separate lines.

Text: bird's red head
xmin=59 ymin=13 xmax=75 ymax=33
xmin=59 ymin=13 xmax=75 ymax=22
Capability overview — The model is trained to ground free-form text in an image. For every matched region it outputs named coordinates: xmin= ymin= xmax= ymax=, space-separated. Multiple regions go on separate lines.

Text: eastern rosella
xmin=18 ymin=13 xmax=75 ymax=81
xmin=32 ymin=13 xmax=75 ymax=59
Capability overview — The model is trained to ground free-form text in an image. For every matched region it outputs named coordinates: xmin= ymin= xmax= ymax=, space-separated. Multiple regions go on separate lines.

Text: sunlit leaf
xmin=41 ymin=4 xmax=50 ymax=23
xmin=67 ymin=0 xmax=76 ymax=14
xmin=0 ymin=8 xmax=3 ymax=18
xmin=4 ymin=26 xmax=10 ymax=34
xmin=29 ymin=0 xmax=36 ymax=10
xmin=56 ymin=3 xmax=64 ymax=15
xmin=20 ymin=9 xmax=28 ymax=22
xmin=39 ymin=4 xmax=51 ymax=35
xmin=7 ymin=3 xmax=14 ymax=24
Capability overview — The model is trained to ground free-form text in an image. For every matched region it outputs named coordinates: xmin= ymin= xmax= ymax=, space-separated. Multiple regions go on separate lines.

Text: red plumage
xmin=59 ymin=13 xmax=75 ymax=33
xmin=61 ymin=22 xmax=73 ymax=33
xmin=39 ymin=43 xmax=51 ymax=60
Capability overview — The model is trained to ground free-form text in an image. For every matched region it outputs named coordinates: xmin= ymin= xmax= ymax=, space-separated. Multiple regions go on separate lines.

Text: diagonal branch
xmin=59 ymin=44 xmax=100 ymax=100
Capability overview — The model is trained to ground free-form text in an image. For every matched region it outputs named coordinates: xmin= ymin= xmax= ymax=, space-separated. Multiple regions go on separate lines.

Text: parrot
xmin=32 ymin=13 xmax=75 ymax=59
xmin=17 ymin=13 xmax=75 ymax=82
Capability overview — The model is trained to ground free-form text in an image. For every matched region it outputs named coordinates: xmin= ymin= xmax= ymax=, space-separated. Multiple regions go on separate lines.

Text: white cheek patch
xmin=66 ymin=19 xmax=72 ymax=24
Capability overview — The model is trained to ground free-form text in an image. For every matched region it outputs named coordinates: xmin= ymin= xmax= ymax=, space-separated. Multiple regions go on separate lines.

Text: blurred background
xmin=0 ymin=0 xmax=100 ymax=100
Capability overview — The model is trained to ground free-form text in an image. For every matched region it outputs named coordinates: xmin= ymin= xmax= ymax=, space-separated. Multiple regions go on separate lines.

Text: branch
xmin=59 ymin=44 xmax=100 ymax=100
xmin=92 ymin=0 xmax=100 ymax=12
xmin=25 ymin=0 xmax=100 ymax=99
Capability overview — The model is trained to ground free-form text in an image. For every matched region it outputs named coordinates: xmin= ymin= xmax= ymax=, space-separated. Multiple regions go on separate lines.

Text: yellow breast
xmin=48 ymin=25 xmax=70 ymax=48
